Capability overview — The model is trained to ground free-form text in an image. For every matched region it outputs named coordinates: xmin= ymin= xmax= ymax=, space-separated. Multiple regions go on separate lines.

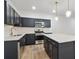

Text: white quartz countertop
xmin=4 ymin=32 xmax=35 ymax=41
xmin=4 ymin=25 xmax=75 ymax=42
xmin=4 ymin=25 xmax=35 ymax=41
xmin=43 ymin=33 xmax=75 ymax=43
xmin=4 ymin=33 xmax=25 ymax=41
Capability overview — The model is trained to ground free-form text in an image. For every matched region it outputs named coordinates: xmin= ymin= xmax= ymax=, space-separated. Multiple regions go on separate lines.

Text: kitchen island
xmin=4 ymin=33 xmax=35 ymax=59
xmin=4 ymin=33 xmax=25 ymax=59
xmin=43 ymin=33 xmax=75 ymax=59
xmin=4 ymin=33 xmax=75 ymax=59
xmin=4 ymin=25 xmax=35 ymax=59
xmin=4 ymin=25 xmax=75 ymax=59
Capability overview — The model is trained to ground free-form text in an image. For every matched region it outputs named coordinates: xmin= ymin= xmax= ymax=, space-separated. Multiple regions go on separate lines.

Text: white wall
xmin=52 ymin=17 xmax=75 ymax=35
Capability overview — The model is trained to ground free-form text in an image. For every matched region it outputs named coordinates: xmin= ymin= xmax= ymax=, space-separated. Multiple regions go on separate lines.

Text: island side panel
xmin=4 ymin=41 xmax=18 ymax=59
xmin=58 ymin=41 xmax=75 ymax=59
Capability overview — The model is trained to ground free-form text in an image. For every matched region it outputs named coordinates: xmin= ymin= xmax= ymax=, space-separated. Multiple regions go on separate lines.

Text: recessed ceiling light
xmin=52 ymin=9 xmax=56 ymax=13
xmin=32 ymin=6 xmax=36 ymax=10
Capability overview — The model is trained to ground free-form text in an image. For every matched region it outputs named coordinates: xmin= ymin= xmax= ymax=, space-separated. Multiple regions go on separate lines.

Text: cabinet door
xmin=48 ymin=41 xmax=58 ymax=59
xmin=44 ymin=38 xmax=46 ymax=48
xmin=44 ymin=37 xmax=47 ymax=51
xmin=25 ymin=34 xmax=35 ymax=45
xmin=6 ymin=3 xmax=11 ymax=25
xmin=4 ymin=0 xmax=7 ymax=24
xmin=14 ymin=12 xmax=20 ymax=26
xmin=20 ymin=36 xmax=26 ymax=46
xmin=58 ymin=42 xmax=75 ymax=59
xmin=44 ymin=37 xmax=50 ymax=56
xmin=10 ymin=7 xmax=14 ymax=25
xmin=52 ymin=46 xmax=58 ymax=59
xmin=50 ymin=40 xmax=58 ymax=59
xmin=21 ymin=18 xmax=35 ymax=27
xmin=4 ymin=41 xmax=18 ymax=59
xmin=44 ymin=20 xmax=51 ymax=27
xmin=48 ymin=42 xmax=53 ymax=59
xmin=44 ymin=36 xmax=58 ymax=59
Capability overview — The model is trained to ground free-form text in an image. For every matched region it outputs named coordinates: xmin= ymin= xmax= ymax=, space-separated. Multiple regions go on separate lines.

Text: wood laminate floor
xmin=21 ymin=44 xmax=50 ymax=59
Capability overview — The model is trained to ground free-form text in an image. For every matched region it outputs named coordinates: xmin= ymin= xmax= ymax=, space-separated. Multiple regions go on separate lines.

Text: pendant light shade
xmin=66 ymin=0 xmax=71 ymax=17
xmin=55 ymin=1 xmax=59 ymax=21
xmin=66 ymin=10 xmax=72 ymax=17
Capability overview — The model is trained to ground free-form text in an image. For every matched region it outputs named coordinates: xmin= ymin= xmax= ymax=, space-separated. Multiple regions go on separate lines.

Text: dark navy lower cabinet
xmin=44 ymin=37 xmax=58 ymax=59
xmin=20 ymin=34 xmax=26 ymax=46
xmin=35 ymin=35 xmax=44 ymax=40
xmin=4 ymin=41 xmax=18 ymax=59
xmin=58 ymin=42 xmax=75 ymax=59
xmin=44 ymin=36 xmax=75 ymax=59
xmin=20 ymin=34 xmax=35 ymax=46
xmin=25 ymin=34 xmax=35 ymax=45
xmin=44 ymin=20 xmax=51 ymax=28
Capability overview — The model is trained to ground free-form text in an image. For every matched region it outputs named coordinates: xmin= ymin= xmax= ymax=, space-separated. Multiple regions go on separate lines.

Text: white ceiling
xmin=8 ymin=0 xmax=75 ymax=18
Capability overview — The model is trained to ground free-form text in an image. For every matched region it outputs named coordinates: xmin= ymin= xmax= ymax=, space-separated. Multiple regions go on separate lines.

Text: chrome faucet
xmin=10 ymin=26 xmax=15 ymax=36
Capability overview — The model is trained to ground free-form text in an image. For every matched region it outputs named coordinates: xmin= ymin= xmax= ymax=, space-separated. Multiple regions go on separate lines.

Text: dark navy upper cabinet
xmin=4 ymin=0 xmax=21 ymax=26
xmin=6 ymin=3 xmax=11 ymax=25
xmin=44 ymin=20 xmax=51 ymax=28
xmin=14 ymin=11 xmax=21 ymax=26
xmin=10 ymin=7 xmax=15 ymax=25
xmin=4 ymin=0 xmax=51 ymax=27
xmin=21 ymin=17 xmax=35 ymax=27
xmin=20 ymin=17 xmax=51 ymax=27
xmin=4 ymin=0 xmax=7 ymax=24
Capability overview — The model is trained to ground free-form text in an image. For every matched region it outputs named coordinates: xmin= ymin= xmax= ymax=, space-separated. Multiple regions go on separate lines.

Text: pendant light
xmin=52 ymin=1 xmax=56 ymax=13
xmin=55 ymin=1 xmax=59 ymax=21
xmin=65 ymin=0 xmax=72 ymax=17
